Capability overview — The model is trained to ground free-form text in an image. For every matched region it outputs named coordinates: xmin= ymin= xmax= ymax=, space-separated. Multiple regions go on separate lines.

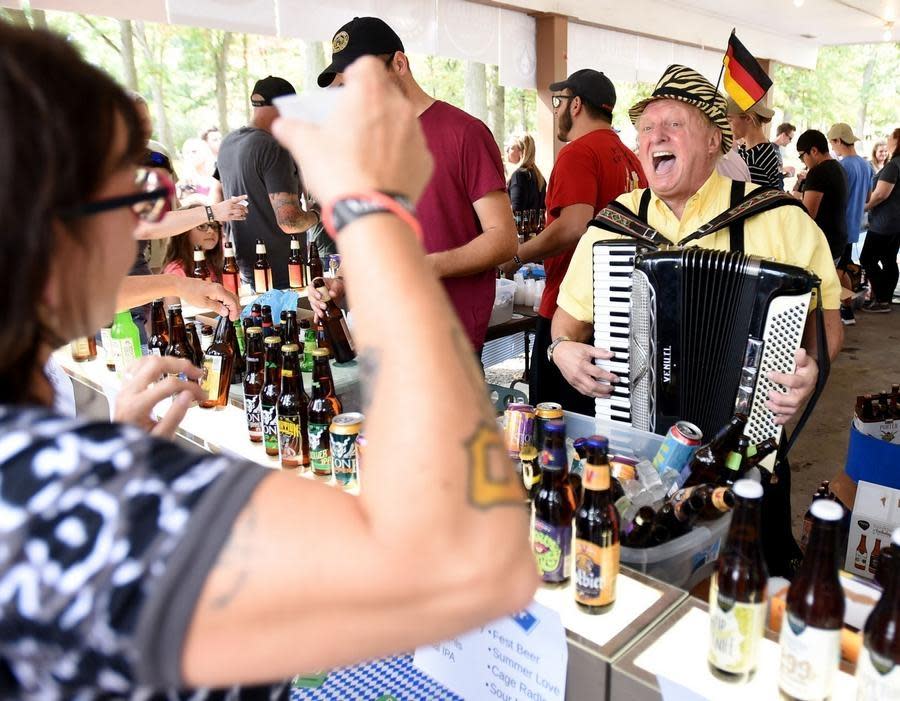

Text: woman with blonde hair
xmin=506 ymin=133 xmax=546 ymax=212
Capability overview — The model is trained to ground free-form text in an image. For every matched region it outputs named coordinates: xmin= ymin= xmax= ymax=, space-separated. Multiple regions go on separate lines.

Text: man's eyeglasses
xmin=60 ymin=169 xmax=174 ymax=223
xmin=195 ymin=221 xmax=221 ymax=232
xmin=551 ymin=94 xmax=575 ymax=109
xmin=798 ymin=151 xmax=808 ymax=159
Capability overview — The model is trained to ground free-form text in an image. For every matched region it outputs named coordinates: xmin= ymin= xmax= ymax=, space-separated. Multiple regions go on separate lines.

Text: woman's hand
xmin=212 ymin=195 xmax=249 ymax=222
xmin=114 ymin=356 xmax=204 ymax=437
xmin=173 ymin=277 xmax=241 ymax=319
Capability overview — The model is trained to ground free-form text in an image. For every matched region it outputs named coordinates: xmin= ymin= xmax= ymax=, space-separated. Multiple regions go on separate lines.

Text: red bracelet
xmin=322 ymin=191 xmax=423 ymax=241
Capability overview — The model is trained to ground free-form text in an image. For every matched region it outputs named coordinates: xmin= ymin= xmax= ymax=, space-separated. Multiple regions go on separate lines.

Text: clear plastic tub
xmin=563 ymin=410 xmax=731 ymax=590
xmin=489 ymin=278 xmax=516 ymax=326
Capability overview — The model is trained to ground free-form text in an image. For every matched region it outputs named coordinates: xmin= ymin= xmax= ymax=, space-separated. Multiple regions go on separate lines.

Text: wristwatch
xmin=546 ymin=336 xmax=571 ymax=364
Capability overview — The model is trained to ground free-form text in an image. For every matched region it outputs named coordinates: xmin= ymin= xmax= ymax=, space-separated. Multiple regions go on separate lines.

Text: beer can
xmin=652 ymin=421 xmax=702 ymax=475
xmin=534 ymin=402 xmax=563 ymax=446
xmin=330 ymin=412 xmax=363 ymax=488
xmin=609 ymin=455 xmax=638 ymax=483
xmin=504 ymin=403 xmax=535 ymax=459
xmin=355 ymin=433 xmax=366 ymax=490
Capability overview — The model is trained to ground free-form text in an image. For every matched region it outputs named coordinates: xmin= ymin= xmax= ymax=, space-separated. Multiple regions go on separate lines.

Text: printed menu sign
xmin=414 ymin=601 xmax=567 ymax=701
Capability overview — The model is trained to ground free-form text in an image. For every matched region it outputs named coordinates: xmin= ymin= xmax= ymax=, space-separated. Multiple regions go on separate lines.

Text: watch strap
xmin=204 ymin=205 xmax=215 ymax=223
xmin=547 ymin=336 xmax=571 ymax=364
xmin=323 ymin=191 xmax=421 ymax=240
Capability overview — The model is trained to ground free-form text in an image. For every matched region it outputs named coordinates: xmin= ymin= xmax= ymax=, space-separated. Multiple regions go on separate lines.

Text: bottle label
xmin=113 ymin=338 xmax=137 ymax=376
xmin=778 ymin=616 xmax=841 ymax=699
xmin=100 ymin=327 xmax=113 ymax=355
xmin=289 ymin=263 xmax=304 ymax=289
xmin=710 ymin=488 xmax=731 ymax=513
xmin=856 ymin=547 xmax=869 ymax=570
xmin=707 ymin=578 xmax=766 ymax=674
xmin=245 ymin=393 xmax=261 ymax=434
xmin=149 ymin=348 xmax=163 ymax=357
xmin=254 ymin=269 xmax=269 ymax=293
xmin=582 ymin=464 xmax=610 ymax=491
xmin=262 ymin=402 xmax=279 ymax=451
xmin=330 ymin=432 xmax=358 ymax=485
xmin=201 ymin=355 xmax=223 ymax=401
xmin=670 ymin=487 xmax=696 ymax=521
xmin=532 ymin=518 xmax=571 ymax=583
xmin=309 ymin=422 xmax=332 ymax=475
xmin=574 ymin=539 xmax=619 ymax=606
xmin=855 ymin=647 xmax=900 ymax=700
xmin=71 ymin=337 xmax=91 ymax=357
xmin=278 ymin=414 xmax=301 ymax=464
xmin=223 ymin=271 xmax=239 ymax=295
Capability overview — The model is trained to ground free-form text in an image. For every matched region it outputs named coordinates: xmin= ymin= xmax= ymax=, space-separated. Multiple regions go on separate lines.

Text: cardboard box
xmin=853 ymin=416 xmax=900 ymax=445
xmin=845 ymin=480 xmax=900 ymax=580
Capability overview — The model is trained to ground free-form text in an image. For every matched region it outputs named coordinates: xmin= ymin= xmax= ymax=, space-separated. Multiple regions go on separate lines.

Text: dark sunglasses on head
xmin=59 ymin=169 xmax=175 ymax=223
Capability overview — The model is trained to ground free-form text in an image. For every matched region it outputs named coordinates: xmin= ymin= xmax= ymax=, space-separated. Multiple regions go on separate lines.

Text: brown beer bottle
xmin=314 ymin=317 xmax=333 ymax=356
xmin=147 ymin=299 xmax=169 ymax=357
xmin=288 ymin=235 xmax=306 ymax=290
xmin=778 ymin=499 xmax=845 ymax=701
xmin=308 ymin=240 xmax=324 ymax=281
xmin=192 ymin=245 xmax=210 ymax=281
xmin=800 ymin=487 xmax=830 ymax=554
xmin=70 ymin=336 xmax=97 ymax=362
xmin=253 ymin=239 xmax=271 ymax=293
xmin=574 ymin=436 xmax=620 ymax=613
xmin=308 ymin=348 xmax=338 ymax=478
xmin=283 ymin=310 xmax=300 ymax=348
xmin=243 ymin=327 xmax=264 ymax=443
xmin=684 ymin=413 xmax=748 ymax=487
xmin=695 ymin=485 xmax=735 ymax=520
xmin=719 ymin=435 xmax=751 ymax=487
xmin=312 ymin=277 xmax=356 ymax=364
xmin=186 ymin=323 xmax=204 ymax=369
xmin=199 ymin=315 xmax=235 ymax=409
xmin=226 ymin=318 xmax=244 ymax=385
xmin=222 ymin=239 xmax=240 ymax=295
xmin=708 ymin=479 xmax=768 ymax=681
xmin=870 ymin=538 xmax=883 ymax=575
xmin=532 ymin=420 xmax=577 ymax=585
xmin=856 ymin=533 xmax=870 ymax=571
xmin=856 ymin=527 xmax=900 ymax=699
xmin=276 ymin=344 xmax=309 ymax=471
xmin=261 ymin=305 xmax=275 ymax=338
xmin=261 ymin=336 xmax=282 ymax=457
xmin=165 ymin=304 xmax=195 ymax=367
xmin=622 ymin=506 xmax=656 ymax=547
xmin=650 ymin=496 xmax=702 ymax=545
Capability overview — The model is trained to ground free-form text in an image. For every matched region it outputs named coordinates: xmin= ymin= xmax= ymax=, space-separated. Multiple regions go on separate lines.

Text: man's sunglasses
xmin=60 ymin=169 xmax=174 ymax=223
xmin=551 ymin=94 xmax=575 ymax=109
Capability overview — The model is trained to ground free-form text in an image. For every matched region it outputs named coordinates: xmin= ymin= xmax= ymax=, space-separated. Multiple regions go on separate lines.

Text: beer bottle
xmin=226 ymin=318 xmax=245 ymax=385
xmin=719 ymin=435 xmax=751 ymax=487
xmin=855 ymin=533 xmax=870 ymax=572
xmin=622 ymin=506 xmax=656 ymax=548
xmin=222 ymin=239 xmax=240 ymax=295
xmin=165 ymin=304 xmax=194 ymax=368
xmin=684 ymin=413 xmax=748 ymax=487
xmin=70 ymin=335 xmax=98 ymax=362
xmin=192 ymin=245 xmax=210 ymax=281
xmin=708 ymin=479 xmax=768 ymax=681
xmin=312 ymin=277 xmax=356 ymax=364
xmin=243 ymin=327 xmax=264 ymax=443
xmin=650 ymin=496 xmax=702 ymax=545
xmin=574 ymin=436 xmax=620 ymax=613
xmin=288 ymin=235 xmax=306 ymax=290
xmin=856 ymin=527 xmax=900 ymax=700
xmin=283 ymin=310 xmax=300 ymax=348
xmin=261 ymin=305 xmax=275 ymax=338
xmin=778 ymin=499 xmax=845 ymax=701
xmin=308 ymin=348 xmax=338 ymax=477
xmin=695 ymin=485 xmax=735 ymax=520
xmin=519 ymin=437 xmax=540 ymax=503
xmin=314 ymin=317 xmax=333 ymax=356
xmin=277 ymin=344 xmax=309 ymax=471
xmin=100 ymin=324 xmax=116 ymax=371
xmin=261 ymin=335 xmax=282 ymax=457
xmin=186 ymin=323 xmax=204 ymax=369
xmin=110 ymin=310 xmax=142 ymax=377
xmin=250 ymin=303 xmax=262 ymax=322
xmin=147 ymin=299 xmax=169 ymax=356
xmin=308 ymin=240 xmax=324 ymax=281
xmin=870 ymin=538 xmax=883 ymax=575
xmin=569 ymin=436 xmax=586 ymax=506
xmin=300 ymin=318 xmax=315 ymax=372
xmin=253 ymin=239 xmax=271 ymax=293
xmin=746 ymin=437 xmax=778 ymax=469
xmin=532 ymin=420 xmax=577 ymax=585
xmin=800 ymin=487 xmax=829 ymax=554
xmin=233 ymin=318 xmax=246 ymax=357
xmin=199 ymin=315 xmax=235 ymax=409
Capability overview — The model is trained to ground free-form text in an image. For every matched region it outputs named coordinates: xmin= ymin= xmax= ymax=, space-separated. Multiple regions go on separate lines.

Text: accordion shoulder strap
xmin=638 ymin=188 xmax=652 ymax=221
xmin=587 ymin=193 xmax=672 ymax=247
xmin=728 ymin=180 xmax=746 ymax=253
xmin=680 ymin=185 xmax=804 ymax=248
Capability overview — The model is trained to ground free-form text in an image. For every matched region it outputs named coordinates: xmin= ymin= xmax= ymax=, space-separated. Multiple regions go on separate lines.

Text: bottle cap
xmin=733 ymin=479 xmax=763 ymax=500
xmin=542 ymin=420 xmax=565 ymax=438
xmin=281 ymin=343 xmax=300 ymax=353
xmin=893 ymin=527 xmax=900 ymax=547
xmin=585 ymin=435 xmax=609 ymax=452
xmin=264 ymin=335 xmax=282 ymax=346
xmin=291 ymin=238 xmax=300 ymax=249
xmin=311 ymin=348 xmax=330 ymax=357
xmin=246 ymin=327 xmax=263 ymax=336
xmin=810 ymin=498 xmax=843 ymax=522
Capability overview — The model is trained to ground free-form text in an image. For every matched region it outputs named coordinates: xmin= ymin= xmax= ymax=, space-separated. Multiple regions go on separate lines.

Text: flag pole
xmin=714 ymin=28 xmax=735 ymax=95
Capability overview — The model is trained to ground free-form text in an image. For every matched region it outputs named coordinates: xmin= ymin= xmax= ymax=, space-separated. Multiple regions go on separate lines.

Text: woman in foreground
xmin=0 ymin=25 xmax=536 ymax=699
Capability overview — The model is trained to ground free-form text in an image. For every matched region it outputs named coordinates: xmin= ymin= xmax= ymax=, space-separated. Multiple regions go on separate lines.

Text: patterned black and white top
xmin=738 ymin=142 xmax=784 ymax=190
xmin=0 ymin=406 xmax=289 ymax=700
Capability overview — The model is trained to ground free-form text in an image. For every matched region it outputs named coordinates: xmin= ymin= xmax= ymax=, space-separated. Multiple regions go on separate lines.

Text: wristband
xmin=322 ymin=191 xmax=422 ymax=240
xmin=513 ymin=254 xmax=523 ymax=266
xmin=204 ymin=205 xmax=215 ymax=223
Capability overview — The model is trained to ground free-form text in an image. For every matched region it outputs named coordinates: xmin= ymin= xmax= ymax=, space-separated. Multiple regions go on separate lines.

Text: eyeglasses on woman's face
xmin=60 ymin=168 xmax=174 ymax=223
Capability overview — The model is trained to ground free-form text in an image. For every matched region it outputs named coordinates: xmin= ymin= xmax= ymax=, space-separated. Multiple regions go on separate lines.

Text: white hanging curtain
xmin=278 ymin=0 xmax=372 ymax=42
xmin=499 ymin=8 xmax=536 ymax=90
xmin=29 ymin=0 xmax=167 ymax=22
xmin=568 ymin=23 xmax=639 ymax=84
xmin=166 ymin=0 xmax=276 ymax=35
xmin=436 ymin=0 xmax=499 ymax=65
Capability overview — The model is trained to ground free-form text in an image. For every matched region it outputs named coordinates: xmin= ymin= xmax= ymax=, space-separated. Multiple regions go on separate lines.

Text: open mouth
xmin=652 ymin=151 xmax=676 ymax=176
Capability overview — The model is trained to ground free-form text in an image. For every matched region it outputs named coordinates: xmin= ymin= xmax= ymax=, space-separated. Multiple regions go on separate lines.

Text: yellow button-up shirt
xmin=557 ymin=170 xmax=842 ymax=323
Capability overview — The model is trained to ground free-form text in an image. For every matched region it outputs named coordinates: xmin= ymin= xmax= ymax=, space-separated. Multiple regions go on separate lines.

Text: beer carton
xmin=845 ymin=480 xmax=900 ymax=581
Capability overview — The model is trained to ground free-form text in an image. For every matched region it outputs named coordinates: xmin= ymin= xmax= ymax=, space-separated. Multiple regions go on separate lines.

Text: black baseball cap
xmin=318 ymin=17 xmax=405 ymax=88
xmin=549 ymin=69 xmax=616 ymax=119
xmin=251 ymin=76 xmax=296 ymax=107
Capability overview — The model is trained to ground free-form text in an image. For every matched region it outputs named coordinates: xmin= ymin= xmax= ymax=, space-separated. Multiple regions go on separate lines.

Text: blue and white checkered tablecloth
xmin=290 ymin=654 xmax=463 ymax=701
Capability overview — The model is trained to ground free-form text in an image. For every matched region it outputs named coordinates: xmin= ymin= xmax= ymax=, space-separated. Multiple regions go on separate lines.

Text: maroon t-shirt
xmin=418 ymin=101 xmax=507 ymax=352
xmin=540 ymin=129 xmax=646 ymax=319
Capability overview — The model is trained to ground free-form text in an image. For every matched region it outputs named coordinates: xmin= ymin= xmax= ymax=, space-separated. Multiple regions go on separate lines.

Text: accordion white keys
xmin=592 ymin=243 xmax=815 ymax=469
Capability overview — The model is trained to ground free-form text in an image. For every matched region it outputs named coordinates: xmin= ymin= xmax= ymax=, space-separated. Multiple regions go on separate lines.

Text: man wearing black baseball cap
xmin=311 ymin=17 xmax=517 ymax=355
xmin=217 ymin=75 xmax=319 ymax=290
xmin=498 ymin=68 xmax=645 ymax=414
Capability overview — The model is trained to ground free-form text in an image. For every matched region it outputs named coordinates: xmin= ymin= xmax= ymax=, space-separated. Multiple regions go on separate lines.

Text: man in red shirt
xmin=500 ymin=69 xmax=645 ymax=412
xmin=314 ymin=17 xmax=517 ymax=355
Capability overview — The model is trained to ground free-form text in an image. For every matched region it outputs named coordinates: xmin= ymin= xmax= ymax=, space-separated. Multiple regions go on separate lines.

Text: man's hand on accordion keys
xmin=765 ymin=348 xmax=818 ymax=425
xmin=551 ymin=341 xmax=620 ymax=398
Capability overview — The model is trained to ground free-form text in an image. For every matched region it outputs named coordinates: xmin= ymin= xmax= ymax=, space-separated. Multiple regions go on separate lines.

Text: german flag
xmin=722 ymin=31 xmax=772 ymax=111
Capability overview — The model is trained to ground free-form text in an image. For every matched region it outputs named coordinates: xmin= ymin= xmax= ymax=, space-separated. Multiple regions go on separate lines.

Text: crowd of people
xmin=0 ymin=10 xmax=898 ymax=699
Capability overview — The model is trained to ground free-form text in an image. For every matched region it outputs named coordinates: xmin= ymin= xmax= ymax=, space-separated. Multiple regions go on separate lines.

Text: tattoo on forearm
xmin=209 ymin=501 xmax=257 ymax=610
xmin=466 ymin=422 xmax=524 ymax=509
xmin=358 ymin=347 xmax=381 ymax=413
xmin=269 ymin=193 xmax=314 ymax=231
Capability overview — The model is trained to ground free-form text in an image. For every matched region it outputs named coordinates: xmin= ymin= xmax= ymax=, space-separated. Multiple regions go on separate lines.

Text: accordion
xmin=592 ymin=242 xmax=817 ymax=453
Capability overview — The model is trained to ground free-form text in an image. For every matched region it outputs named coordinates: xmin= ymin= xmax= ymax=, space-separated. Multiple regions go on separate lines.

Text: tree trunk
xmin=519 ymin=91 xmax=527 ymax=133
xmin=119 ymin=20 xmax=138 ymax=91
xmin=214 ymin=31 xmax=232 ymax=134
xmin=242 ymin=34 xmax=251 ymax=125
xmin=134 ymin=21 xmax=173 ymax=152
xmin=856 ymin=52 xmax=876 ymax=139
xmin=30 ymin=8 xmax=48 ymax=30
xmin=304 ymin=40 xmax=326 ymax=92
xmin=465 ymin=61 xmax=487 ymax=122
xmin=487 ymin=65 xmax=505 ymax=151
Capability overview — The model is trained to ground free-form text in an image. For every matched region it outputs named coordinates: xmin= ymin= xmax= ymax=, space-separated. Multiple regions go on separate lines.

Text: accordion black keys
xmin=592 ymin=242 xmax=817 ymax=455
